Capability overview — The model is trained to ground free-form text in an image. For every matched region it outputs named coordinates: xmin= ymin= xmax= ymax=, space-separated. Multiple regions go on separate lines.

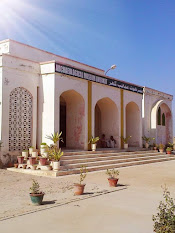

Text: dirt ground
xmin=1 ymin=160 xmax=175 ymax=232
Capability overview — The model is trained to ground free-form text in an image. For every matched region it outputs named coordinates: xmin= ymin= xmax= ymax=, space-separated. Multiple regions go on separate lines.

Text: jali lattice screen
xmin=9 ymin=87 xmax=33 ymax=151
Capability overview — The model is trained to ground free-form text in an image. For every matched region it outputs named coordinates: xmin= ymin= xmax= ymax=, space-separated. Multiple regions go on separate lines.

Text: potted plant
xmin=17 ymin=155 xmax=24 ymax=164
xmin=39 ymin=156 xmax=47 ymax=166
xmin=168 ymin=142 xmax=174 ymax=151
xmin=159 ymin=143 xmax=165 ymax=153
xmin=88 ymin=136 xmax=99 ymax=151
xmin=121 ymin=136 xmax=132 ymax=149
xmin=40 ymin=142 xmax=47 ymax=155
xmin=153 ymin=143 xmax=158 ymax=151
xmin=48 ymin=148 xmax=63 ymax=171
xmin=46 ymin=131 xmax=63 ymax=148
xmin=106 ymin=168 xmax=119 ymax=187
xmin=32 ymin=151 xmax=38 ymax=158
xmin=74 ymin=166 xmax=88 ymax=195
xmin=166 ymin=147 xmax=172 ymax=155
xmin=142 ymin=136 xmax=155 ymax=149
xmin=29 ymin=179 xmax=44 ymax=205
xmin=29 ymin=147 xmax=34 ymax=156
xmin=22 ymin=150 xmax=28 ymax=159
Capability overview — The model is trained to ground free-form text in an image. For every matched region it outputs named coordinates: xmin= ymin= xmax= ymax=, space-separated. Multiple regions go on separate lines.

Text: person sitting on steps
xmin=100 ymin=134 xmax=107 ymax=148
xmin=107 ymin=136 xmax=116 ymax=148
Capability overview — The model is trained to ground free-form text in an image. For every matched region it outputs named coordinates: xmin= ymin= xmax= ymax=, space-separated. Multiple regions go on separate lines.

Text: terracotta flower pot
xmin=145 ymin=143 xmax=149 ymax=149
xmin=17 ymin=156 xmax=24 ymax=164
xmin=30 ymin=193 xmax=44 ymax=205
xmin=14 ymin=163 xmax=18 ymax=168
xmin=29 ymin=157 xmax=36 ymax=165
xmin=167 ymin=151 xmax=171 ymax=155
xmin=40 ymin=157 xmax=47 ymax=166
xmin=108 ymin=178 xmax=119 ymax=187
xmin=74 ymin=183 xmax=86 ymax=195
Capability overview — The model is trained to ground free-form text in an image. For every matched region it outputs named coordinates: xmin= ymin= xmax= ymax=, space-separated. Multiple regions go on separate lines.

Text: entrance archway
xmin=59 ymin=90 xmax=85 ymax=149
xmin=95 ymin=97 xmax=119 ymax=147
xmin=156 ymin=103 xmax=172 ymax=144
xmin=126 ymin=102 xmax=140 ymax=147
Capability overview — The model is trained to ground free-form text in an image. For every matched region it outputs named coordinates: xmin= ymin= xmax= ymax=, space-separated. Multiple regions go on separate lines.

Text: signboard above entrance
xmin=55 ymin=63 xmax=143 ymax=94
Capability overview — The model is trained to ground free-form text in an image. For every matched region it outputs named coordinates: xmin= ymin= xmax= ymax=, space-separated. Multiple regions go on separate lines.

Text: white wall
xmin=1 ymin=54 xmax=40 ymax=151
xmin=0 ymin=41 xmax=10 ymax=55
xmin=143 ymin=87 xmax=173 ymax=144
xmin=7 ymin=40 xmax=105 ymax=76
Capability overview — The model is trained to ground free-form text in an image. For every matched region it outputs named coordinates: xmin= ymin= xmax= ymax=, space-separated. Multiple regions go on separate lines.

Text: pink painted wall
xmin=126 ymin=102 xmax=141 ymax=147
xmin=61 ymin=90 xmax=85 ymax=149
xmin=95 ymin=98 xmax=119 ymax=147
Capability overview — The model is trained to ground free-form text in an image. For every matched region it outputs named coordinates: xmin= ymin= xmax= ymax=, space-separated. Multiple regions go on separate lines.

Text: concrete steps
xmin=61 ymin=152 xmax=164 ymax=165
xmin=57 ymin=150 xmax=175 ymax=176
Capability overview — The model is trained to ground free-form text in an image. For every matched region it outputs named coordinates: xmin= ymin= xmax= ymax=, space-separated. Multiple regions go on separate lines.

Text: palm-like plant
xmin=48 ymin=148 xmax=63 ymax=161
xmin=46 ymin=132 xmax=63 ymax=145
xmin=88 ymin=136 xmax=99 ymax=144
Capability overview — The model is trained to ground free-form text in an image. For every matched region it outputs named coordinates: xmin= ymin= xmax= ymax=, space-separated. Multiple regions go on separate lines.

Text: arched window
xmin=162 ymin=113 xmax=165 ymax=126
xmin=157 ymin=107 xmax=161 ymax=125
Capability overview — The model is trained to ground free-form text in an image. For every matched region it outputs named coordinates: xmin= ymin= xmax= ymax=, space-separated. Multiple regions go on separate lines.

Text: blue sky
xmin=0 ymin=0 xmax=175 ymax=131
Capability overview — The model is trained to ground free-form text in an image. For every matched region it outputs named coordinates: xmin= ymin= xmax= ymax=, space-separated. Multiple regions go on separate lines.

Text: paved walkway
xmin=1 ymin=160 xmax=175 ymax=233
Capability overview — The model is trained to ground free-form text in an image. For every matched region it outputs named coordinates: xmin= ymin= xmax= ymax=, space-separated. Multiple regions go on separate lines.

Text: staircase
xmin=57 ymin=150 xmax=175 ymax=176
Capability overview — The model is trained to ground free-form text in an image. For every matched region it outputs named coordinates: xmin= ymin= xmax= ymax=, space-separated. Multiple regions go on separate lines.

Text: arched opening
xmin=95 ymin=97 xmax=119 ymax=148
xmin=59 ymin=90 xmax=85 ymax=149
xmin=126 ymin=102 xmax=140 ymax=147
xmin=9 ymin=87 xmax=33 ymax=151
xmin=157 ymin=103 xmax=172 ymax=144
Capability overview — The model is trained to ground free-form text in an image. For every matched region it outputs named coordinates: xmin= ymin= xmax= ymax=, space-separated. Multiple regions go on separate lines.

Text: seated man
xmin=100 ymin=134 xmax=107 ymax=148
xmin=107 ymin=136 xmax=116 ymax=148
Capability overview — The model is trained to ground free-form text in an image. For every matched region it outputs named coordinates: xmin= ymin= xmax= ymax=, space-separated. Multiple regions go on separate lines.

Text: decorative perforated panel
xmin=9 ymin=87 xmax=33 ymax=151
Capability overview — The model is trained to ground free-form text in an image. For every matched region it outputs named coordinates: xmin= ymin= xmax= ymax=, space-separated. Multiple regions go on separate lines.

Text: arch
xmin=94 ymin=97 xmax=119 ymax=148
xmin=151 ymin=100 xmax=164 ymax=129
xmin=9 ymin=87 xmax=33 ymax=151
xmin=59 ymin=90 xmax=85 ymax=149
xmin=157 ymin=103 xmax=172 ymax=144
xmin=151 ymin=100 xmax=172 ymax=144
xmin=126 ymin=101 xmax=141 ymax=147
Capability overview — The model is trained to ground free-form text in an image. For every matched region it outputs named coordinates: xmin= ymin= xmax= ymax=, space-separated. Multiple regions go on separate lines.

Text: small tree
xmin=79 ymin=166 xmax=88 ymax=185
xmin=30 ymin=179 xmax=41 ymax=194
xmin=106 ymin=169 xmax=119 ymax=179
xmin=153 ymin=186 xmax=175 ymax=233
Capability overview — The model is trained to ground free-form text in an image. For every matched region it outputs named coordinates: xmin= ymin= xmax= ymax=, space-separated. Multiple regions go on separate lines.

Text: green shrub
xmin=30 ymin=179 xmax=41 ymax=194
xmin=153 ymin=186 xmax=175 ymax=232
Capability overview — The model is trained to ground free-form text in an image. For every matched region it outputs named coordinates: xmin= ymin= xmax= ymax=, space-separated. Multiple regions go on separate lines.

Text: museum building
xmin=0 ymin=39 xmax=173 ymax=154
